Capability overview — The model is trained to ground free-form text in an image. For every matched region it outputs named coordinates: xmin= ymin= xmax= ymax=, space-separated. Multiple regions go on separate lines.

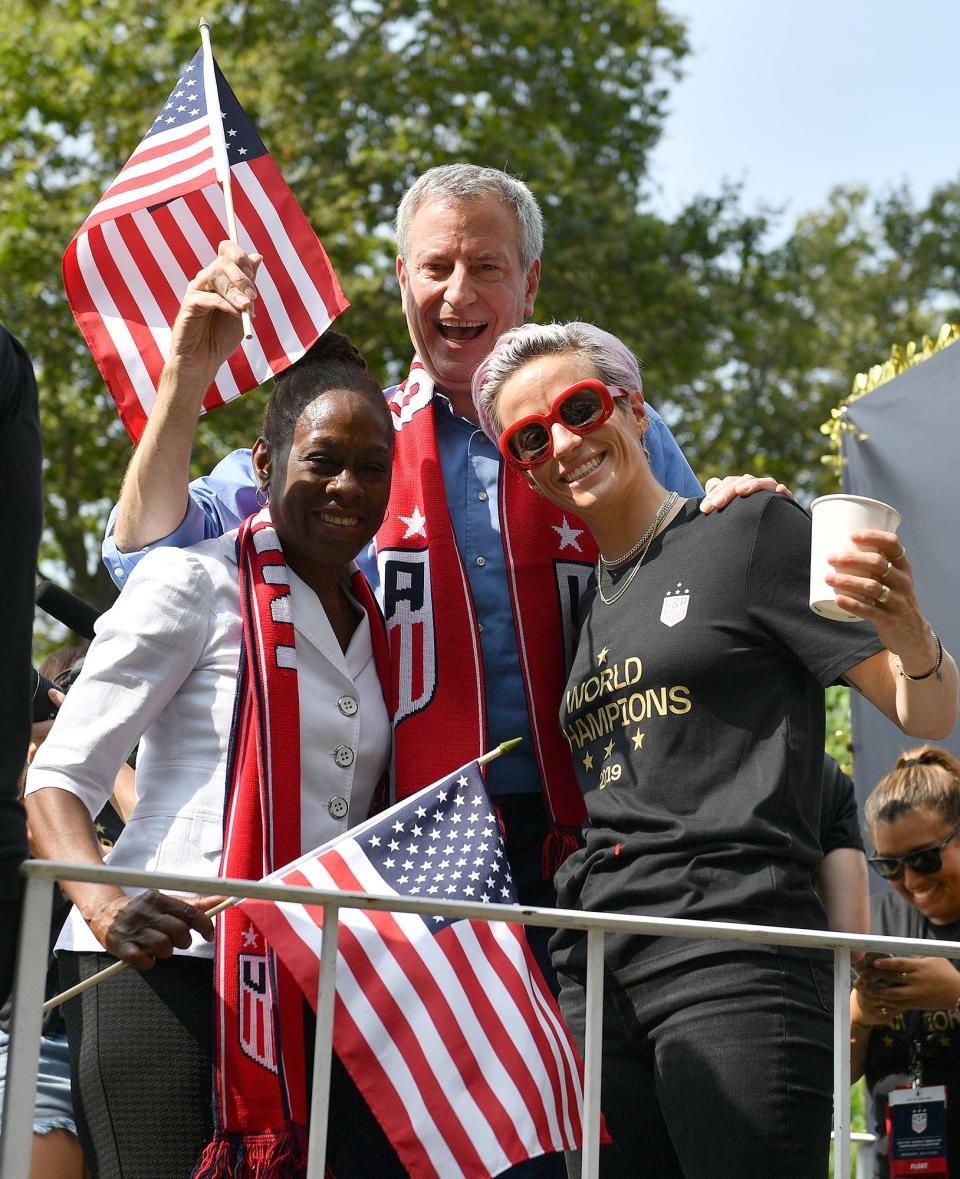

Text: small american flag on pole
xmin=241 ymin=760 xmax=587 ymax=1178
xmin=63 ymin=42 xmax=348 ymax=442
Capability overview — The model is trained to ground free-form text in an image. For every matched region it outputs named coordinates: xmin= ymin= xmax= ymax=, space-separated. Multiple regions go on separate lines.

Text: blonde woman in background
xmin=853 ymin=747 xmax=960 ymax=1177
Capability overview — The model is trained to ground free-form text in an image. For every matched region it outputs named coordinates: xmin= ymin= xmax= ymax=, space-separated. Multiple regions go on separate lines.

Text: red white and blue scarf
xmin=195 ymin=509 xmax=391 ymax=1179
xmin=378 ymin=360 xmax=594 ymax=871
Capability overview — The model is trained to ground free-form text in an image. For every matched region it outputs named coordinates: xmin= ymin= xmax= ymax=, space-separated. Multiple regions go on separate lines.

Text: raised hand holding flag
xmin=63 ymin=32 xmax=348 ymax=442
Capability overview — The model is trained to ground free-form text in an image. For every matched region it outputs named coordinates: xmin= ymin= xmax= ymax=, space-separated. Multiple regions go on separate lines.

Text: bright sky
xmin=650 ymin=0 xmax=960 ymax=231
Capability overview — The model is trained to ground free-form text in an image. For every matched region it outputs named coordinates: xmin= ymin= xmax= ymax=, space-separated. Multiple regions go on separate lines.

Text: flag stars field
xmin=353 ymin=777 xmax=515 ymax=913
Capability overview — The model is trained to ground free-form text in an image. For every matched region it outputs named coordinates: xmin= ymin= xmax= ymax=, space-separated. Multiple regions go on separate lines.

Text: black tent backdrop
xmin=841 ymin=339 xmax=960 ymax=839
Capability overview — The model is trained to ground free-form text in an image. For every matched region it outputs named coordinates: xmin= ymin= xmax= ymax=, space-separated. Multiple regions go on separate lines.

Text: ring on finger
xmin=891 ymin=544 xmax=906 ymax=562
xmin=880 ymin=559 xmax=892 ymax=581
xmin=877 ymin=583 xmax=891 ymax=606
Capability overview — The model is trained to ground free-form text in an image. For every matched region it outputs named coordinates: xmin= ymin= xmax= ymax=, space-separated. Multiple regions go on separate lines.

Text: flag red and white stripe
xmin=241 ymin=761 xmax=588 ymax=1178
xmin=63 ymin=45 xmax=348 ymax=442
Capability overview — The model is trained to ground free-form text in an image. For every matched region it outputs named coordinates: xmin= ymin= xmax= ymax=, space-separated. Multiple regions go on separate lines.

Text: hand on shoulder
xmin=700 ymin=474 xmax=793 ymax=515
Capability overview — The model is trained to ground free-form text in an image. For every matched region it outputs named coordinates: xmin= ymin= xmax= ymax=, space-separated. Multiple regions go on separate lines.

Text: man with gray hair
xmin=393 ymin=163 xmax=545 ymax=410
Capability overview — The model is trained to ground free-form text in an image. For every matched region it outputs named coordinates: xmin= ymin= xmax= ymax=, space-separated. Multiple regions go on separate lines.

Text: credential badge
xmin=660 ymin=582 xmax=690 ymax=628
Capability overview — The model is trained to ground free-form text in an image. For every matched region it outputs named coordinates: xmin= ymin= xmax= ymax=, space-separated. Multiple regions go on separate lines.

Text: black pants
xmin=59 ymin=951 xmax=213 ymax=1179
xmin=496 ymin=794 xmax=571 ymax=1179
xmin=59 ymin=951 xmax=406 ymax=1178
xmin=497 ymin=793 xmax=568 ymax=993
xmin=558 ymin=950 xmax=835 ymax=1179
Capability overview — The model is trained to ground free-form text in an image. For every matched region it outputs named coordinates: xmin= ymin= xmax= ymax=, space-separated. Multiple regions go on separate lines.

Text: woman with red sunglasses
xmin=852 ymin=748 xmax=960 ymax=1177
xmin=471 ymin=322 xmax=958 ymax=1179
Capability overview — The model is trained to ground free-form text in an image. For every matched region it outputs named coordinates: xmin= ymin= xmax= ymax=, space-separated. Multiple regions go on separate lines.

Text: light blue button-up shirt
xmin=103 ymin=392 xmax=702 ymax=797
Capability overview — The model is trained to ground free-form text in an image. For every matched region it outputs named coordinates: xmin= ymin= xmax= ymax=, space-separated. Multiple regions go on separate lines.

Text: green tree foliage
xmin=665 ymin=182 xmax=960 ymax=499
xmin=825 ymin=685 xmax=853 ymax=776
xmin=1 ymin=0 xmax=695 ymax=606
xmin=3 ymin=1 xmax=960 ymax=614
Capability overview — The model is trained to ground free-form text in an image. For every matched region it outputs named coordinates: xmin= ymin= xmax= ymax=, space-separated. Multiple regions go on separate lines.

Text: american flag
xmin=63 ymin=44 xmax=348 ymax=442
xmin=241 ymin=760 xmax=587 ymax=1178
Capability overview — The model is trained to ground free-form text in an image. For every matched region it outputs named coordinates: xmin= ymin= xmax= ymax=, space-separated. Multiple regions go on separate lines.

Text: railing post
xmin=833 ymin=946 xmax=852 ymax=1179
xmin=0 ymin=871 xmax=55 ymax=1179
xmin=306 ymin=903 xmax=340 ymax=1178
xmin=580 ymin=928 xmax=605 ymax=1179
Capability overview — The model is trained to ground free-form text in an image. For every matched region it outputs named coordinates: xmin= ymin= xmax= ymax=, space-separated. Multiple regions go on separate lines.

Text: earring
xmin=256 ymin=483 xmax=269 ymax=507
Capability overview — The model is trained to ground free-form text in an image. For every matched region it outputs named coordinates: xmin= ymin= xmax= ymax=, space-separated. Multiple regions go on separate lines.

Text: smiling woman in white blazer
xmin=23 ymin=247 xmax=404 ymax=1179
xmin=29 ymin=524 xmax=391 ymax=960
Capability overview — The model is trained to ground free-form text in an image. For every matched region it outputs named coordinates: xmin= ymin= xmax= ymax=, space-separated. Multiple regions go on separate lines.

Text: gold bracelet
xmin=897 ymin=631 xmax=944 ymax=681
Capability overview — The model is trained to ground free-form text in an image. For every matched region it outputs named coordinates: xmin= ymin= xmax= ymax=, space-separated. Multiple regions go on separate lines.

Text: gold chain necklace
xmin=601 ymin=505 xmax=665 ymax=568
xmin=595 ymin=492 xmax=679 ymax=606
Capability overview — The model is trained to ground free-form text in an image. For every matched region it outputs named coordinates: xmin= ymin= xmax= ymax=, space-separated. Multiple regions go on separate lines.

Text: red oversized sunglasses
xmin=499 ymin=380 xmax=628 ymax=469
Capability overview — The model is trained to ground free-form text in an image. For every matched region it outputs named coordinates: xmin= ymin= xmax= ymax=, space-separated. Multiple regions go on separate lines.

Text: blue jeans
xmin=558 ymin=950 xmax=834 ymax=1179
xmin=0 ymin=1028 xmax=77 ymax=1136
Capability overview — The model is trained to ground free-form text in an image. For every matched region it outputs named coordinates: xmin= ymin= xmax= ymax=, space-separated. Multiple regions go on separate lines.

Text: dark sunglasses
xmin=868 ymin=824 xmax=960 ymax=880
xmin=499 ymin=379 xmax=627 ymax=469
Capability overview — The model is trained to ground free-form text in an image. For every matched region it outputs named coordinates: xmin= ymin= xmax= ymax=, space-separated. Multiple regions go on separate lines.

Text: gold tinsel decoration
xmin=820 ymin=322 xmax=960 ymax=478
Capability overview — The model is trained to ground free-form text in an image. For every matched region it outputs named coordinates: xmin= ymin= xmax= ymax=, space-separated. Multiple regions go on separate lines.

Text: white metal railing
xmin=4 ymin=860 xmax=956 ymax=1179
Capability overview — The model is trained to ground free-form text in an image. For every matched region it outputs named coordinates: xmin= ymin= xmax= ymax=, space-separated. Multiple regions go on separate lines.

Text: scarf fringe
xmin=542 ymin=825 xmax=581 ymax=879
xmin=193 ymin=1123 xmax=308 ymax=1179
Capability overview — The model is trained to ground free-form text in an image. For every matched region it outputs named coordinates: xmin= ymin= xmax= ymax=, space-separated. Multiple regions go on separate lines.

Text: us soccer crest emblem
xmin=912 ymin=1106 xmax=928 ymax=1134
xmin=660 ymin=583 xmax=690 ymax=628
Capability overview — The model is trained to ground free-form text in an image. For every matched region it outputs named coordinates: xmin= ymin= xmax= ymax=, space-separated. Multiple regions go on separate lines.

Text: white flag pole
xmin=42 ymin=740 xmax=523 ymax=1012
xmin=41 ymin=896 xmax=235 ymax=1013
xmin=198 ymin=16 xmax=253 ymax=340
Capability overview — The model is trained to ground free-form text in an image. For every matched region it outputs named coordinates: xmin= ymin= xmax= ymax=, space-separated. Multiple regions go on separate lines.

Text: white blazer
xmin=25 ymin=531 xmax=391 ymax=956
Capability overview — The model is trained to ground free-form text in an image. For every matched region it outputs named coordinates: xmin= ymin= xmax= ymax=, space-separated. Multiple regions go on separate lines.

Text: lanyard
xmin=910 ymin=1038 xmax=925 ymax=1090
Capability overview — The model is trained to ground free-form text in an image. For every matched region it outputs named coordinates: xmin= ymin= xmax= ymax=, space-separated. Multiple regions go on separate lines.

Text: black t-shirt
xmin=820 ymin=754 xmax=864 ymax=855
xmin=0 ymin=326 xmax=42 ymax=1008
xmin=864 ymin=892 xmax=960 ymax=1178
xmin=551 ymin=494 xmax=883 ymax=984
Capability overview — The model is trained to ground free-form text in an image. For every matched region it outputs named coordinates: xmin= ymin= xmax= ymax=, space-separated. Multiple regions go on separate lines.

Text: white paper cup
xmin=809 ymin=494 xmax=901 ymax=622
